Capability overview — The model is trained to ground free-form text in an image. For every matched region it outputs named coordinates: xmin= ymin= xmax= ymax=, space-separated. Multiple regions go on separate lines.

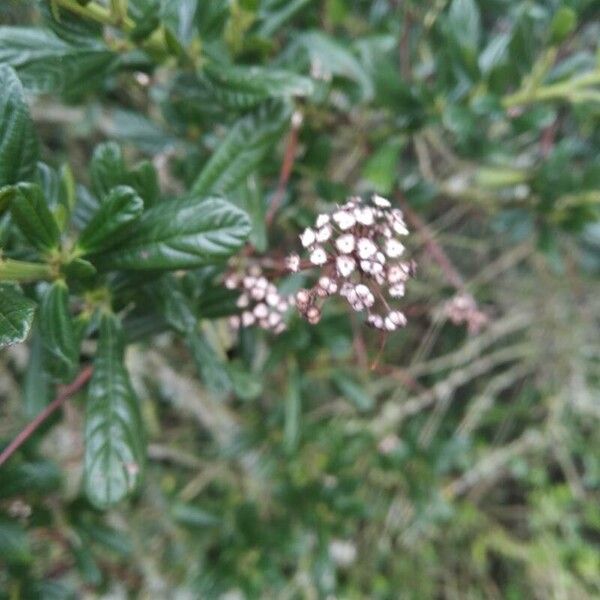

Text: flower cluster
xmin=287 ymin=194 xmax=414 ymax=331
xmin=224 ymin=266 xmax=291 ymax=334
xmin=442 ymin=292 xmax=488 ymax=335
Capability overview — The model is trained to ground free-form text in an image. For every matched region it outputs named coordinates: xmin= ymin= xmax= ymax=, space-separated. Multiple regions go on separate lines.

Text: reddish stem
xmin=265 ymin=114 xmax=302 ymax=227
xmin=0 ymin=365 xmax=94 ymax=468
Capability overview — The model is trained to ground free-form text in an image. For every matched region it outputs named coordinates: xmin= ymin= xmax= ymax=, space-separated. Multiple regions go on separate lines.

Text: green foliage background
xmin=1 ymin=0 xmax=600 ymax=597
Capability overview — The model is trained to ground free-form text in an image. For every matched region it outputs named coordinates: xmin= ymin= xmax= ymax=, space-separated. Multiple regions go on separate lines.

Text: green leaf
xmin=0 ymin=283 xmax=36 ymax=349
xmin=448 ymin=0 xmax=481 ymax=52
xmin=78 ymin=186 xmax=144 ymax=255
xmin=187 ymin=328 xmax=232 ymax=395
xmin=84 ymin=312 xmax=145 ymax=509
xmin=332 ymin=372 xmax=374 ymax=412
xmin=156 ymin=276 xmax=233 ymax=394
xmin=0 ymin=518 xmax=32 ymax=565
xmin=90 ymin=142 xmax=126 ymax=200
xmin=283 ymin=363 xmax=301 ymax=454
xmin=39 ymin=280 xmax=79 ymax=382
xmin=9 ymin=183 xmax=60 ymax=252
xmin=296 ymin=31 xmax=374 ymax=101
xmin=362 ymin=138 xmax=404 ymax=195
xmin=551 ymin=8 xmax=577 ymax=44
xmin=93 ymin=196 xmax=251 ymax=271
xmin=192 ymin=101 xmax=291 ymax=196
xmin=199 ymin=62 xmax=314 ymax=110
xmin=238 ymin=175 xmax=267 ymax=252
xmin=0 ymin=27 xmax=117 ymax=95
xmin=22 ymin=330 xmax=53 ymax=418
xmin=0 ymin=460 xmax=61 ymax=498
xmin=0 ymin=65 xmax=38 ymax=187
xmin=171 ymin=502 xmax=221 ymax=527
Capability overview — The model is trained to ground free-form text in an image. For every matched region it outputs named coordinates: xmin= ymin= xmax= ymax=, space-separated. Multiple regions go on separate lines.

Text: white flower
xmin=229 ymin=315 xmax=240 ymax=329
xmin=253 ymin=303 xmax=268 ymax=318
xmin=372 ymin=194 xmax=391 ymax=208
xmin=385 ymin=238 xmax=404 ymax=258
xmin=356 ymin=284 xmax=375 ymax=307
xmin=387 ymin=310 xmax=407 ymax=326
xmin=316 ymin=225 xmax=332 ymax=242
xmin=357 ymin=238 xmax=377 ymax=259
xmin=306 ymin=306 xmax=321 ymax=324
xmin=310 ymin=246 xmax=328 ymax=265
xmin=332 ymin=210 xmax=356 ymax=230
xmin=335 ymin=233 xmax=355 ymax=253
xmin=392 ymin=220 xmax=409 ymax=236
xmin=286 ymin=253 xmax=300 ymax=272
xmin=367 ymin=314 xmax=383 ymax=329
xmin=250 ymin=286 xmax=266 ymax=301
xmin=354 ymin=206 xmax=374 ymax=225
xmin=242 ymin=311 xmax=255 ymax=327
xmin=224 ymin=275 xmax=238 ymax=289
xmin=295 ymin=289 xmax=310 ymax=307
xmin=384 ymin=316 xmax=397 ymax=331
xmin=388 ymin=264 xmax=408 ymax=283
xmin=268 ymin=312 xmax=282 ymax=327
xmin=360 ymin=260 xmax=373 ymax=273
xmin=266 ymin=292 xmax=280 ymax=306
xmin=300 ymin=228 xmax=316 ymax=247
xmin=236 ymin=293 xmax=249 ymax=308
xmin=315 ymin=213 xmax=330 ymax=228
xmin=277 ymin=300 xmax=289 ymax=312
xmin=389 ymin=283 xmax=405 ymax=297
xmin=336 ymin=255 xmax=356 ymax=277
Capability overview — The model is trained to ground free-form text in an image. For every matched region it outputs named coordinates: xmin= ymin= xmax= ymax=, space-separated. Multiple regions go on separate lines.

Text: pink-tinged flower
xmin=336 ymin=255 xmax=356 ymax=277
xmin=333 ymin=210 xmax=356 ymax=230
xmin=300 ymin=227 xmax=316 ymax=247
xmin=286 ymin=253 xmax=300 ymax=272
xmin=385 ymin=238 xmax=404 ymax=258
xmin=336 ymin=233 xmax=355 ymax=254
xmin=357 ymin=238 xmax=377 ymax=259
xmin=372 ymin=193 xmax=391 ymax=207
xmin=315 ymin=213 xmax=330 ymax=228
xmin=316 ymin=225 xmax=332 ymax=242
xmin=310 ymin=246 xmax=328 ymax=265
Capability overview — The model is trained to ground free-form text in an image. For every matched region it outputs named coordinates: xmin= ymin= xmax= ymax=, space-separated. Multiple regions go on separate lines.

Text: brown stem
xmin=265 ymin=113 xmax=302 ymax=227
xmin=398 ymin=197 xmax=466 ymax=292
xmin=0 ymin=365 xmax=94 ymax=468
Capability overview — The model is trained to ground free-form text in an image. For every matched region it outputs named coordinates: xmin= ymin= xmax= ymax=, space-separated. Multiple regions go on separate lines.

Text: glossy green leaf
xmin=93 ymin=196 xmax=251 ymax=271
xmin=448 ymin=0 xmax=481 ymax=52
xmin=90 ymin=142 xmax=126 ymax=200
xmin=9 ymin=183 xmax=60 ymax=252
xmin=0 ymin=65 xmax=38 ymax=187
xmin=199 ymin=62 xmax=314 ymax=110
xmin=0 ymin=283 xmax=36 ymax=349
xmin=39 ymin=280 xmax=79 ymax=382
xmin=78 ymin=186 xmax=144 ymax=255
xmin=22 ymin=330 xmax=53 ymax=418
xmin=192 ymin=101 xmax=291 ymax=196
xmin=84 ymin=312 xmax=145 ymax=509
xmin=0 ymin=27 xmax=116 ymax=95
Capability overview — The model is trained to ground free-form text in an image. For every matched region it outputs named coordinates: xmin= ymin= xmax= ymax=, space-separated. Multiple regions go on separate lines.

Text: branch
xmin=265 ymin=111 xmax=303 ymax=227
xmin=0 ymin=365 xmax=94 ymax=468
